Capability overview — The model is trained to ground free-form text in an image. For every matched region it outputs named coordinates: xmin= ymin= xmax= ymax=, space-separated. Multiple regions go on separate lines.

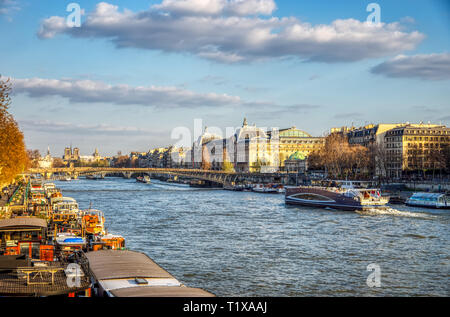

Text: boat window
xmin=290 ymin=193 xmax=335 ymax=202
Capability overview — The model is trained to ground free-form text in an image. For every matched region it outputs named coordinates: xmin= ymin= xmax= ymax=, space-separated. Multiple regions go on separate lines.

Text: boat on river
xmin=406 ymin=192 xmax=450 ymax=209
xmin=0 ymin=218 xmax=91 ymax=296
xmin=86 ymin=174 xmax=104 ymax=180
xmin=252 ymin=184 xmax=279 ymax=194
xmin=51 ymin=197 xmax=79 ymax=212
xmin=285 ymin=186 xmax=389 ymax=211
xmin=82 ymin=209 xmax=106 ymax=235
xmin=388 ymin=195 xmax=406 ymax=205
xmin=43 ymin=183 xmax=55 ymax=191
xmin=31 ymin=192 xmax=46 ymax=206
xmin=136 ymin=175 xmax=151 ymax=184
xmin=224 ymin=184 xmax=252 ymax=191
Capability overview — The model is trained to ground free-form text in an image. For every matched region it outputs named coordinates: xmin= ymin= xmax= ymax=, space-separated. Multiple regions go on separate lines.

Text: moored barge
xmin=406 ymin=192 xmax=450 ymax=209
xmin=0 ymin=178 xmax=213 ymax=297
xmin=85 ymin=250 xmax=214 ymax=297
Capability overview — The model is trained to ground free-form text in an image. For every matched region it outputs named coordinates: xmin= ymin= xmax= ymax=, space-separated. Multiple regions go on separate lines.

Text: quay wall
xmin=404 ymin=182 xmax=450 ymax=192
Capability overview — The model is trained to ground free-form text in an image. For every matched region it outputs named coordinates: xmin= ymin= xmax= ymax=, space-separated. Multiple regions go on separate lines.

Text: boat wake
xmin=356 ymin=207 xmax=436 ymax=219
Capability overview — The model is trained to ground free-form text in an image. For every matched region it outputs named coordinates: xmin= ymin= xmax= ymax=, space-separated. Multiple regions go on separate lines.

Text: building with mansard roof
xmin=189 ymin=119 xmax=324 ymax=173
xmin=384 ymin=123 xmax=449 ymax=178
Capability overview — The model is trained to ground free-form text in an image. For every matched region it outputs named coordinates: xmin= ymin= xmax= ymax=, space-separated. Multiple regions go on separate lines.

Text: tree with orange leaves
xmin=0 ymin=77 xmax=29 ymax=186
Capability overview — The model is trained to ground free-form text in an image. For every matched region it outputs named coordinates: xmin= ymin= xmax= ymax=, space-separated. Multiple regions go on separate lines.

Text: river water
xmin=54 ymin=177 xmax=449 ymax=296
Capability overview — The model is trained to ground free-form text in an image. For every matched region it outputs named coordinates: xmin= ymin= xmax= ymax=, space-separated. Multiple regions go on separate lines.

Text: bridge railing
xmin=28 ymin=167 xmax=288 ymax=177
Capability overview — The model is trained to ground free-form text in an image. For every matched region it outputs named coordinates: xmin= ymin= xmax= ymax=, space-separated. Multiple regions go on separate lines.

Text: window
xmin=291 ymin=193 xmax=335 ymax=202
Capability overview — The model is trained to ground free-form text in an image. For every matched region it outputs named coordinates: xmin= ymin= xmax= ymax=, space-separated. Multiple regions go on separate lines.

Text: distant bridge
xmin=27 ymin=167 xmax=288 ymax=186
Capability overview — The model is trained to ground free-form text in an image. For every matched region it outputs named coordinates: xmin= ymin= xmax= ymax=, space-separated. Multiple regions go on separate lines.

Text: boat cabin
xmin=406 ymin=192 xmax=450 ymax=209
xmin=51 ymin=197 xmax=79 ymax=212
xmin=82 ymin=209 xmax=105 ymax=235
xmin=43 ymin=183 xmax=55 ymax=191
xmin=55 ymin=233 xmax=87 ymax=258
xmin=0 ymin=218 xmax=53 ymax=261
xmin=30 ymin=181 xmax=43 ymax=191
xmin=31 ymin=192 xmax=46 ymax=205
xmin=45 ymin=187 xmax=60 ymax=199
xmin=100 ymin=234 xmax=125 ymax=250
xmin=50 ymin=197 xmax=81 ymax=230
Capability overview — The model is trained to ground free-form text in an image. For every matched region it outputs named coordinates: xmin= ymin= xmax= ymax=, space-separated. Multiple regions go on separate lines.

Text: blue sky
xmin=0 ymin=0 xmax=449 ymax=156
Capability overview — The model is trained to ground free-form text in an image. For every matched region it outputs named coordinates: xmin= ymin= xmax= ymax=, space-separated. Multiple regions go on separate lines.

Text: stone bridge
xmin=28 ymin=167 xmax=288 ymax=186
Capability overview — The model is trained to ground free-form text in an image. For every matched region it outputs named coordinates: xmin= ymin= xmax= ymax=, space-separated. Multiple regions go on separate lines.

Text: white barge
xmin=405 ymin=192 xmax=450 ymax=209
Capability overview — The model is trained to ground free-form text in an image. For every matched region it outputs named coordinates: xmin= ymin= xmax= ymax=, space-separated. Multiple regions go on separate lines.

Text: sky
xmin=0 ymin=0 xmax=449 ymax=157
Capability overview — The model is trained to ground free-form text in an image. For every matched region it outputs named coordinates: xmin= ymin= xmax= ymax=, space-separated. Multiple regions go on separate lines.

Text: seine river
xmin=55 ymin=177 xmax=449 ymax=297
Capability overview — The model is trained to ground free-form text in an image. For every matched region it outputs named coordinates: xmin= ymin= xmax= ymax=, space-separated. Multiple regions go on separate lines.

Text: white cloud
xmin=18 ymin=119 xmax=172 ymax=155
xmin=371 ymin=53 xmax=450 ymax=80
xmin=0 ymin=0 xmax=20 ymax=18
xmin=400 ymin=16 xmax=415 ymax=24
xmin=7 ymin=75 xmax=319 ymax=114
xmin=9 ymin=77 xmax=242 ymax=108
xmin=153 ymin=0 xmax=276 ymax=16
xmin=37 ymin=1 xmax=424 ymax=63
xmin=37 ymin=16 xmax=67 ymax=39
xmin=18 ymin=119 xmax=166 ymax=136
xmin=227 ymin=0 xmax=276 ymax=16
xmin=153 ymin=0 xmax=226 ymax=16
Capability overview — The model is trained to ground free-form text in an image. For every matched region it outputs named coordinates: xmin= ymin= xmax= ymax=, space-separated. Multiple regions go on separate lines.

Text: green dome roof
xmin=288 ymin=151 xmax=306 ymax=161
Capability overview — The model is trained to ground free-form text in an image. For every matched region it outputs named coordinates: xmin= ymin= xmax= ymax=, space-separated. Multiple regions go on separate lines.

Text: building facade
xmin=186 ymin=119 xmax=324 ymax=173
xmin=63 ymin=146 xmax=80 ymax=162
xmin=273 ymin=127 xmax=324 ymax=170
xmin=336 ymin=123 xmax=449 ymax=178
xmin=79 ymin=148 xmax=103 ymax=163
xmin=346 ymin=124 xmax=405 ymax=147
xmin=38 ymin=147 xmax=53 ymax=168
xmin=284 ymin=151 xmax=308 ymax=173
xmin=385 ymin=124 xmax=450 ymax=178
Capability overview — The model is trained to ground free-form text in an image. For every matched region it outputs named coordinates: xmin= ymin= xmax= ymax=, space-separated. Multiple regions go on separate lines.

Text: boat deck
xmin=0 ymin=262 xmax=91 ymax=296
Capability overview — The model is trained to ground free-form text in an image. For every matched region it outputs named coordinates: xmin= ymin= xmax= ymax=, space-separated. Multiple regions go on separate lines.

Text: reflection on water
xmin=55 ymin=177 xmax=449 ymax=296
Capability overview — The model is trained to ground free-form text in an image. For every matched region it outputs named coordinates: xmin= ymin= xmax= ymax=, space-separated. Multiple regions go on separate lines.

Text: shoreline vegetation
xmin=0 ymin=77 xmax=29 ymax=189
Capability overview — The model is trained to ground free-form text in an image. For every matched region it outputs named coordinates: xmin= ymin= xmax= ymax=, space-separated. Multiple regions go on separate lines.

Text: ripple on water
xmin=356 ymin=207 xmax=438 ymax=220
xmin=53 ymin=178 xmax=450 ymax=297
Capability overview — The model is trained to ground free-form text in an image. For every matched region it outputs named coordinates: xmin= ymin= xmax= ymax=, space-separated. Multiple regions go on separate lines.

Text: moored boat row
xmin=252 ymin=183 xmax=285 ymax=194
xmin=0 ymin=178 xmax=214 ymax=297
xmin=86 ymin=174 xmax=104 ymax=180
